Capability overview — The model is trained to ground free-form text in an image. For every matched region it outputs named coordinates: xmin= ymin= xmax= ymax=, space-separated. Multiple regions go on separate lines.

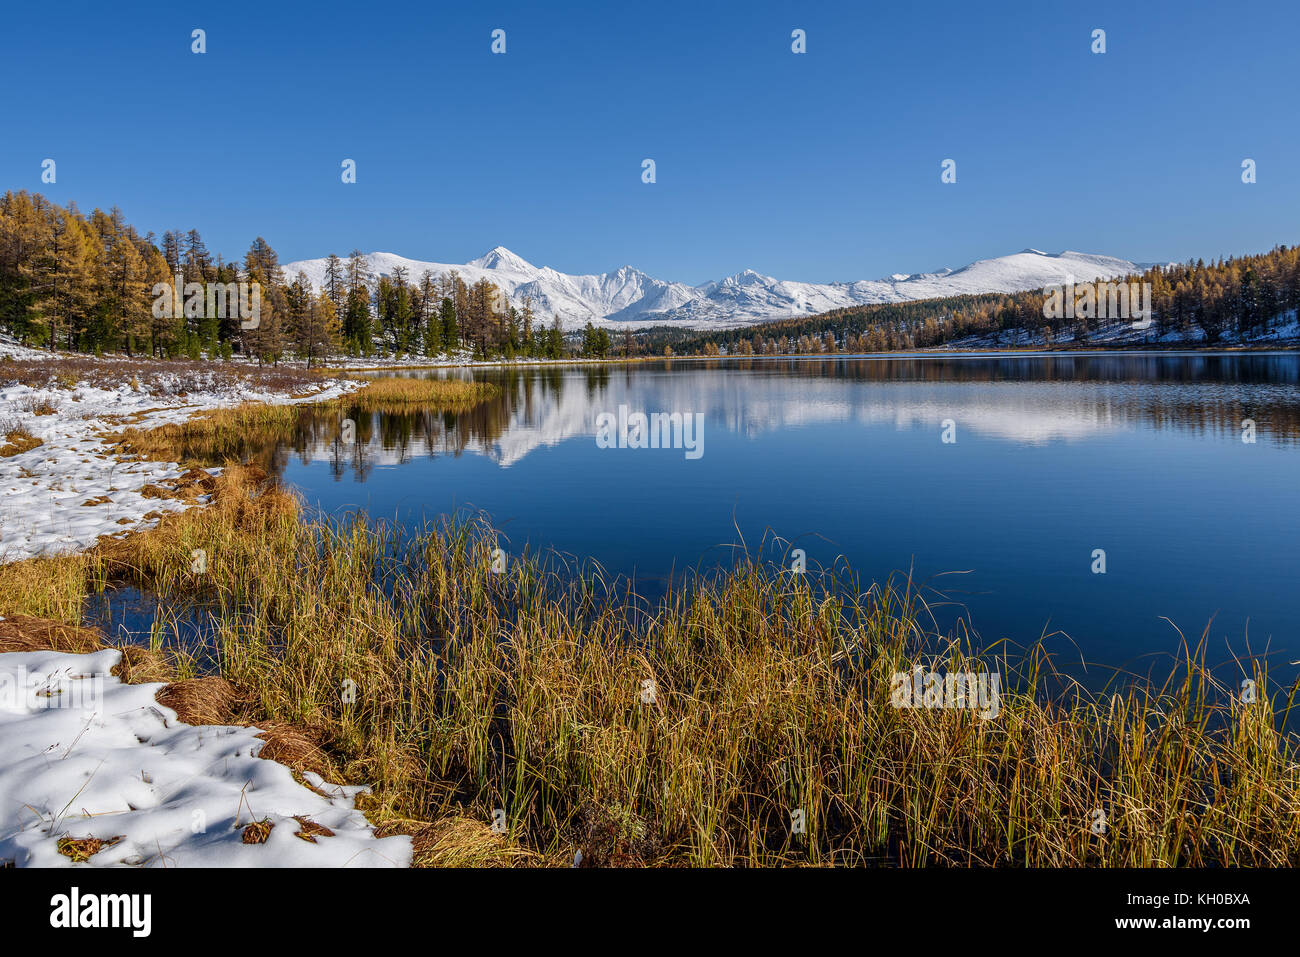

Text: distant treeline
xmin=673 ymin=246 xmax=1300 ymax=355
xmin=0 ymin=191 xmax=630 ymax=364
xmin=6 ymin=191 xmax=1297 ymax=363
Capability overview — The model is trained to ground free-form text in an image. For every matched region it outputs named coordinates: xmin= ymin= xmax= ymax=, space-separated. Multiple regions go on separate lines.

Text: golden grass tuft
xmin=112 ymin=402 xmax=299 ymax=464
xmin=112 ymin=646 xmax=172 ymax=684
xmin=254 ymin=723 xmax=339 ymax=780
xmin=0 ymin=614 xmax=103 ymax=654
xmin=292 ymin=816 xmax=336 ymax=843
xmin=375 ymin=817 xmax=538 ymax=868
xmin=155 ymin=676 xmax=243 ymax=725
xmin=56 ymin=836 xmax=123 ymax=863
xmin=0 ymin=556 xmax=90 ymax=623
xmin=0 ymin=424 xmax=42 ymax=457
xmin=332 ymin=376 xmax=499 ymax=409
xmin=241 ymin=820 xmax=275 ymax=844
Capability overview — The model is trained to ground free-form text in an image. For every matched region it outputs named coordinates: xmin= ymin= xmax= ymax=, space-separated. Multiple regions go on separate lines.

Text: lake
xmin=115 ymin=352 xmax=1300 ymax=689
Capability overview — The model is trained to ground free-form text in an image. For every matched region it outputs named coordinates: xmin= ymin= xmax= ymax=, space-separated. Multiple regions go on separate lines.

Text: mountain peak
xmin=468 ymin=246 xmax=535 ymax=272
xmin=278 ymin=246 xmax=1142 ymax=331
xmin=721 ymin=268 xmax=769 ymax=285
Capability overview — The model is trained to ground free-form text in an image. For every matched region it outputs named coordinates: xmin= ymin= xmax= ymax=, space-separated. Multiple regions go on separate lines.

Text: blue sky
xmin=3 ymin=0 xmax=1296 ymax=283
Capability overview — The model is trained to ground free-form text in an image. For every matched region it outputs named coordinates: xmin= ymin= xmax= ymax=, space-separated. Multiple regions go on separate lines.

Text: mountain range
xmin=280 ymin=247 xmax=1145 ymax=331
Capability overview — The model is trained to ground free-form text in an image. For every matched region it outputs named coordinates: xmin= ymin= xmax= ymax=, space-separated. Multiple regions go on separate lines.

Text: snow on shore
xmin=0 ymin=372 xmax=359 ymax=563
xmin=0 ymin=646 xmax=411 ymax=867
xmin=0 ymin=364 xmax=405 ymax=867
xmin=0 ymin=334 xmax=49 ymax=361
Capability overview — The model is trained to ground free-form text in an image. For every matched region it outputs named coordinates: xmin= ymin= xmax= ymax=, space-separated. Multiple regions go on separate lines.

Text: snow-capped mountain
xmin=280 ymin=247 xmax=1144 ymax=331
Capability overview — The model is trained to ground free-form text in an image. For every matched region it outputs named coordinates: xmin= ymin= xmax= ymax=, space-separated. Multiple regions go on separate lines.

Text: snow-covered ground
xmin=0 ymin=646 xmax=410 ymax=867
xmin=0 ymin=370 xmax=359 ymax=563
xmin=0 ymin=359 xmax=398 ymax=867
xmin=0 ymin=334 xmax=49 ymax=361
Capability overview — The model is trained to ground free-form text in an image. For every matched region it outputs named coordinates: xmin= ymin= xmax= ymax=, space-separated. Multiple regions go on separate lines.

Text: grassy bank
xmin=2 ymin=457 xmax=1297 ymax=867
xmin=109 ymin=376 xmax=498 ymax=464
xmin=334 ymin=376 xmax=499 ymax=406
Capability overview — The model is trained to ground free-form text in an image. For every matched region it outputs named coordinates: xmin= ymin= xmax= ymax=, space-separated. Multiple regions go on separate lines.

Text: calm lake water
xmin=254 ymin=352 xmax=1300 ymax=687
xmin=93 ymin=353 xmax=1300 ymax=689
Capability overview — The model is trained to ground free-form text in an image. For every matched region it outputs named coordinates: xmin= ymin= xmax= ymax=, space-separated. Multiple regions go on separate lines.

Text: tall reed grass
xmin=6 ymin=463 xmax=1291 ymax=867
xmin=111 ymin=379 xmax=497 ymax=464
xmin=113 ymin=403 xmax=300 ymax=461
xmin=332 ymin=377 xmax=499 ymax=408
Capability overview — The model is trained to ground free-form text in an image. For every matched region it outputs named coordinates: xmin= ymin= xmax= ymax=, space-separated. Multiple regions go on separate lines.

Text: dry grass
xmin=4 ymin=415 xmax=1299 ymax=867
xmin=0 ymin=614 xmax=103 ymax=654
xmin=56 ymin=836 xmax=123 ymax=863
xmin=241 ymin=820 xmax=275 ymax=845
xmin=5 ymin=461 xmax=1289 ymax=868
xmin=19 ymin=395 xmax=58 ymax=416
xmin=292 ymin=816 xmax=336 ymax=843
xmin=327 ymin=376 xmax=499 ymax=411
xmin=155 ymin=676 xmax=243 ymax=725
xmin=374 ymin=816 xmax=538 ymax=867
xmin=0 ymin=356 xmax=331 ymax=396
xmin=0 ymin=422 xmax=42 ymax=457
xmin=112 ymin=405 xmax=301 ymax=464
xmin=254 ymin=723 xmax=339 ymax=779
xmin=0 ymin=556 xmax=90 ymax=622
xmin=107 ymin=379 xmax=496 ymax=467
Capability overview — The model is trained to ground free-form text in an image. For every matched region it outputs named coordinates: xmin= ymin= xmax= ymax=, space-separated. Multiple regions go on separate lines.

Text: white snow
xmin=0 ymin=373 xmax=360 ymax=564
xmin=0 ymin=333 xmax=50 ymax=361
xmin=281 ymin=247 xmax=1148 ymax=331
xmin=0 ymin=647 xmax=410 ymax=867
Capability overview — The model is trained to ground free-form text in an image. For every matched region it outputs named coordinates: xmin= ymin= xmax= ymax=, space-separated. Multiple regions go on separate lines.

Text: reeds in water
xmin=3 ymin=464 xmax=1292 ymax=867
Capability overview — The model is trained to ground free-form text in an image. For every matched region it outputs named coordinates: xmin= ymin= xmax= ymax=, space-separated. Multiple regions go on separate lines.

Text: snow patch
xmin=0 ymin=649 xmax=410 ymax=867
xmin=0 ymin=375 xmax=359 ymax=564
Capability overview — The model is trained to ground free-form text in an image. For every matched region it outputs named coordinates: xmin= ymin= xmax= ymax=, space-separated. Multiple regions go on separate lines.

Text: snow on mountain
xmin=279 ymin=247 xmax=1144 ymax=331
xmin=467 ymin=245 xmax=535 ymax=272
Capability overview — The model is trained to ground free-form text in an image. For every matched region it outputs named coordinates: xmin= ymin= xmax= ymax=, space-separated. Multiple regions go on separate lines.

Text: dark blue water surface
xmin=269 ymin=353 xmax=1300 ymax=686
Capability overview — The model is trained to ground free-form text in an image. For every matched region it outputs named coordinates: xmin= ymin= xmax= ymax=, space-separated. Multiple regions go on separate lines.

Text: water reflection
xmin=272 ymin=353 xmax=1300 ymax=478
xmin=165 ymin=352 xmax=1300 ymax=686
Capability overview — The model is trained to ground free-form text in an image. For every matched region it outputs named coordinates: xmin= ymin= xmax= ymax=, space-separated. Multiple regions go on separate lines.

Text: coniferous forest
xmin=0 ymin=191 xmax=575 ymax=364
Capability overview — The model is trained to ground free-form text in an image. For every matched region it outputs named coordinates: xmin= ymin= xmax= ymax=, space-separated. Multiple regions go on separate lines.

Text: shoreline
xmin=2 ymin=359 xmax=1299 ymax=868
xmin=0 ymin=361 xmax=363 ymax=563
xmin=8 ymin=335 xmax=1299 ymax=383
xmin=0 ymin=364 xmax=412 ymax=868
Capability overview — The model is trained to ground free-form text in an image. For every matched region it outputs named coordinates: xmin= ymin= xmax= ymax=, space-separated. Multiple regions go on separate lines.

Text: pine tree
xmin=344 ymin=249 xmax=372 ymax=354
xmin=33 ymin=206 xmax=97 ymax=351
xmin=323 ymin=254 xmax=346 ymax=317
xmin=161 ymin=230 xmax=183 ymax=274
xmin=100 ymin=210 xmax=149 ymax=354
xmin=420 ymin=270 xmax=442 ymax=356
xmin=521 ymin=296 xmax=535 ymax=357
xmin=243 ymin=238 xmax=286 ymax=363
xmin=439 ymin=296 xmax=458 ymax=353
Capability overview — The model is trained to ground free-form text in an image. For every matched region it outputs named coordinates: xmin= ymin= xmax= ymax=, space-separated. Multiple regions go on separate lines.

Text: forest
xmin=0 ymin=191 xmax=594 ymax=364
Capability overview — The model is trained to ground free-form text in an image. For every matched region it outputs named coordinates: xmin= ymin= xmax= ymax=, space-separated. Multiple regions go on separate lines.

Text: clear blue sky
xmin=3 ymin=0 xmax=1296 ymax=284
